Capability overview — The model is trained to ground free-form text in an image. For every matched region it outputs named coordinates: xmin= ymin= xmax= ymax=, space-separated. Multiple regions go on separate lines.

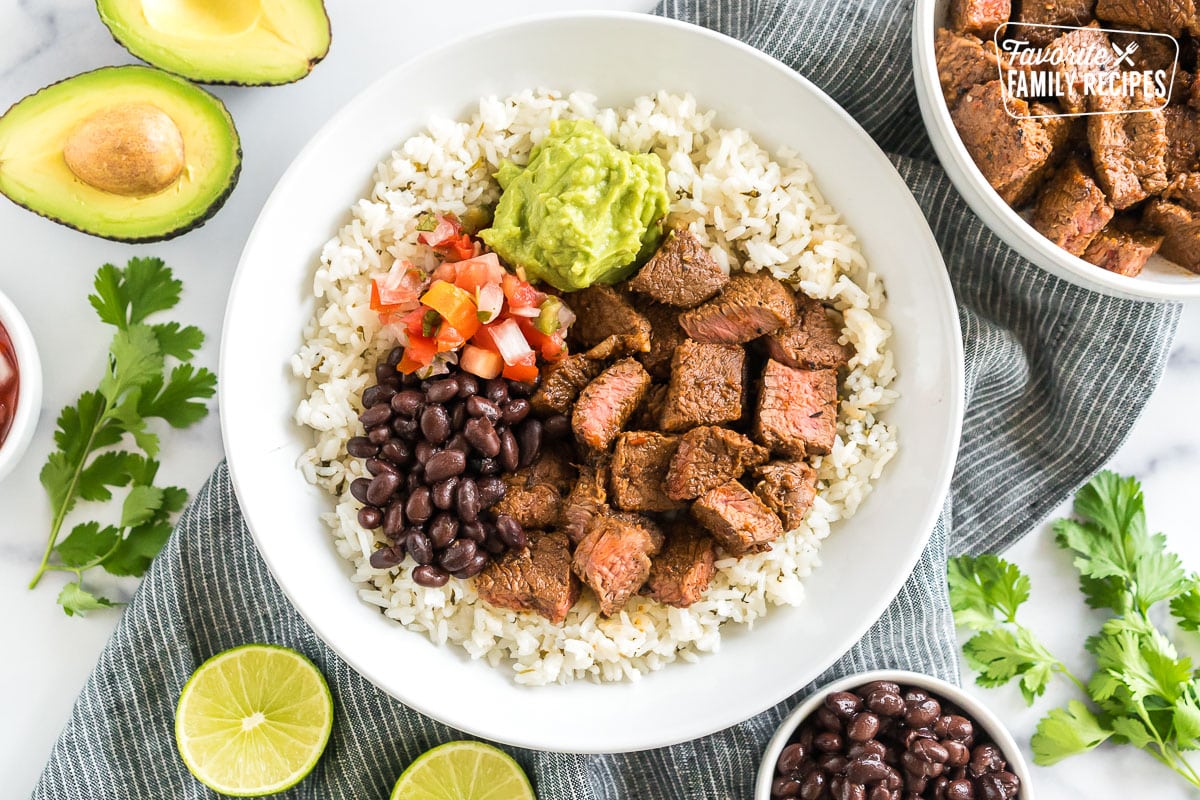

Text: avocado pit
xmin=63 ymin=102 xmax=185 ymax=196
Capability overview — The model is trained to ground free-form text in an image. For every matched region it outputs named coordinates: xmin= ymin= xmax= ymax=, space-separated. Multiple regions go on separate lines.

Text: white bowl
xmin=756 ymin=669 xmax=1035 ymax=800
xmin=221 ymin=11 xmax=964 ymax=752
xmin=0 ymin=288 xmax=41 ymax=483
xmin=912 ymin=0 xmax=1200 ymax=301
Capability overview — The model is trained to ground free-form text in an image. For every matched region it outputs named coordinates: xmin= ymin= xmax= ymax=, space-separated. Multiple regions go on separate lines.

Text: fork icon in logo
xmin=1111 ymin=40 xmax=1140 ymax=67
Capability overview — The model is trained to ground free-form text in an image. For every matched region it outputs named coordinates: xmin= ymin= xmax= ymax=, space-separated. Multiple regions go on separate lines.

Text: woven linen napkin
xmin=34 ymin=1 xmax=1182 ymax=798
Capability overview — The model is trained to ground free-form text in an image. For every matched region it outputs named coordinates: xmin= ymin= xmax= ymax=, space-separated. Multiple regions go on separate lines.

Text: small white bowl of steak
xmin=571 ymin=357 xmax=652 ymax=451
xmin=680 ymin=271 xmax=798 ymax=343
xmin=610 ymin=431 xmax=685 ymax=512
xmin=660 ymin=340 xmax=746 ymax=431
xmin=626 ymin=226 xmax=730 ymax=307
xmin=914 ymin=0 xmax=1200 ymax=298
xmin=754 ymin=360 xmax=839 ymax=458
xmin=642 ymin=522 xmax=717 ymax=608
xmin=572 ymin=510 xmax=664 ymax=616
xmin=475 ymin=530 xmax=580 ymax=625
xmin=665 ymin=425 xmax=769 ymax=501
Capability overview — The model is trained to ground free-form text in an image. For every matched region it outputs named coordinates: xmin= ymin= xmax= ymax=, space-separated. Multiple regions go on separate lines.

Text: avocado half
xmin=0 ymin=65 xmax=241 ymax=242
xmin=97 ymin=0 xmax=331 ymax=86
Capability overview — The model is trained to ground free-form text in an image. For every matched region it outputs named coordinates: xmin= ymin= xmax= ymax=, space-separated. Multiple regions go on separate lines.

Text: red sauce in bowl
xmin=0 ymin=320 xmax=19 ymax=447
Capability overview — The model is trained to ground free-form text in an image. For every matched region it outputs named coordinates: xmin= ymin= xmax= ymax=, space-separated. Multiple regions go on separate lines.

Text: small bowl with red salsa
xmin=0 ymin=288 xmax=41 ymax=482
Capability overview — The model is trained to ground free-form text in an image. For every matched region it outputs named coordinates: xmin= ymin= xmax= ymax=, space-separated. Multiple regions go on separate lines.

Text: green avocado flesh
xmin=0 ymin=65 xmax=241 ymax=242
xmin=97 ymin=0 xmax=331 ymax=85
xmin=481 ymin=119 xmax=670 ymax=293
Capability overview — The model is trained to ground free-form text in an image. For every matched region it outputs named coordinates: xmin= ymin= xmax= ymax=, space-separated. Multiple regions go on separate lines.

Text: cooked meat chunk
xmin=573 ymin=511 xmax=664 ymax=616
xmin=1045 ymin=25 xmax=1115 ymax=115
xmin=627 ymin=227 xmax=729 ymax=307
xmin=609 ymin=431 xmax=684 ymax=512
xmin=568 ymin=285 xmax=651 ymax=353
xmin=691 ymin=480 xmax=784 ymax=556
xmin=1016 ymin=0 xmax=1096 ymax=45
xmin=1165 ymin=107 xmax=1200 ymax=175
xmin=763 ymin=294 xmax=853 ymax=371
xmin=531 ymin=354 xmax=605 ymax=416
xmin=1110 ymin=30 xmax=1178 ymax=74
xmin=643 ymin=524 xmax=717 ymax=608
xmin=754 ymin=360 xmax=838 ymax=458
xmin=1088 ymin=91 xmax=1168 ymax=209
xmin=520 ymin=444 xmax=576 ymax=492
xmin=949 ymin=0 xmax=1011 ymax=38
xmin=572 ymin=358 xmax=651 ymax=451
xmin=935 ymin=29 xmax=1005 ymax=106
xmin=476 ymin=531 xmax=580 ymax=624
xmin=659 ymin=340 xmax=745 ymax=432
xmin=679 ymin=272 xmax=797 ymax=344
xmin=1081 ymin=225 xmax=1164 ymax=277
xmin=629 ymin=382 xmax=668 ymax=430
xmin=665 ymin=426 xmax=769 ymax=501
xmin=753 ymin=461 xmax=819 ymax=530
xmin=494 ymin=482 xmax=561 ymax=529
xmin=1032 ymin=158 xmax=1114 ymax=256
xmin=1145 ymin=199 xmax=1200 ymax=272
xmin=1164 ymin=172 xmax=1200 ymax=210
xmin=561 ymin=462 xmax=608 ymax=545
xmin=1095 ymin=0 xmax=1199 ymax=36
xmin=634 ymin=297 xmax=688 ymax=379
xmin=952 ymin=82 xmax=1056 ymax=206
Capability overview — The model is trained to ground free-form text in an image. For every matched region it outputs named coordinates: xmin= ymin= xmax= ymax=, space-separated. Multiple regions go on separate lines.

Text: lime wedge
xmin=391 ymin=741 xmax=535 ymax=800
xmin=175 ymin=644 xmax=334 ymax=797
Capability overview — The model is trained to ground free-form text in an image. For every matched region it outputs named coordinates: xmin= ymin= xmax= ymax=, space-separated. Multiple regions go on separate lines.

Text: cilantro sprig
xmin=28 ymin=258 xmax=216 ymax=616
xmin=948 ymin=472 xmax=1200 ymax=790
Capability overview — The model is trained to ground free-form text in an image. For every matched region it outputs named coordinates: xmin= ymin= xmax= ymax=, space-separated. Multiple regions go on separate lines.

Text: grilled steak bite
xmin=691 ymin=480 xmax=784 ymax=556
xmin=763 ymin=294 xmax=853 ymax=371
xmin=644 ymin=524 xmax=716 ymax=608
xmin=562 ymin=461 xmax=609 ymax=545
xmin=532 ymin=354 xmax=605 ymax=416
xmin=754 ymin=360 xmax=838 ymax=458
xmin=948 ymin=0 xmax=1011 ymax=38
xmin=951 ymin=82 xmax=1056 ymax=206
xmin=666 ymin=425 xmax=769 ymax=501
xmin=476 ymin=531 xmax=580 ymax=624
xmin=1015 ymin=0 xmax=1095 ymax=45
xmin=492 ymin=447 xmax=575 ymax=528
xmin=659 ymin=340 xmax=745 ymax=432
xmin=1046 ymin=25 xmax=1116 ymax=115
xmin=635 ymin=298 xmax=688 ymax=379
xmin=610 ymin=431 xmax=684 ymax=512
xmin=1166 ymin=107 xmax=1200 ymax=176
xmin=679 ymin=272 xmax=797 ymax=344
xmin=1165 ymin=172 xmax=1200 ymax=210
xmin=754 ymin=461 xmax=819 ymax=530
xmin=1081 ymin=224 xmax=1164 ymax=277
xmin=935 ymin=29 xmax=1005 ymax=106
xmin=630 ymin=382 xmax=668 ymax=430
xmin=1145 ymin=199 xmax=1200 ymax=272
xmin=628 ymin=227 xmax=729 ymax=307
xmin=1095 ymin=0 xmax=1200 ymax=36
xmin=569 ymin=285 xmax=651 ymax=353
xmin=1088 ymin=91 xmax=1169 ymax=210
xmin=572 ymin=358 xmax=652 ymax=451
xmin=573 ymin=511 xmax=664 ymax=616
xmin=1032 ymin=158 xmax=1115 ymax=256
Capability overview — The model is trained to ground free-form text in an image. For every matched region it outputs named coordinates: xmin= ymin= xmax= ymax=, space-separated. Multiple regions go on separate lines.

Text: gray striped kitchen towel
xmin=34 ymin=1 xmax=1182 ymax=798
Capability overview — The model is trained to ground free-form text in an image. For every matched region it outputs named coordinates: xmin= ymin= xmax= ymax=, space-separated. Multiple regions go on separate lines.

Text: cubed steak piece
xmin=1165 ymin=107 xmax=1200 ymax=176
xmin=561 ymin=462 xmax=609 ymax=545
xmin=492 ymin=447 xmax=575 ymax=529
xmin=1045 ymin=25 xmax=1115 ymax=115
xmin=935 ymin=29 xmax=1007 ymax=107
xmin=573 ymin=512 xmax=664 ymax=616
xmin=659 ymin=340 xmax=745 ymax=432
xmin=572 ymin=358 xmax=651 ymax=451
xmin=1145 ymin=199 xmax=1200 ymax=272
xmin=1032 ymin=158 xmax=1115 ymax=256
xmin=665 ymin=425 xmax=769 ymax=501
xmin=629 ymin=382 xmax=668 ymax=430
xmin=610 ymin=431 xmax=684 ymax=512
xmin=568 ymin=285 xmax=651 ymax=353
xmin=634 ymin=297 xmax=688 ymax=379
xmin=1081 ymin=225 xmax=1164 ymax=277
xmin=531 ymin=354 xmax=605 ymax=416
xmin=753 ymin=461 xmax=819 ymax=530
xmin=627 ymin=227 xmax=729 ymax=307
xmin=476 ymin=531 xmax=580 ymax=624
xmin=643 ymin=524 xmax=717 ymax=608
xmin=679 ymin=272 xmax=797 ymax=344
xmin=754 ymin=360 xmax=839 ymax=458
xmin=1015 ymin=0 xmax=1095 ymax=45
xmin=1095 ymin=0 xmax=1199 ymax=36
xmin=1088 ymin=91 xmax=1168 ymax=209
xmin=951 ymin=82 xmax=1055 ymax=206
xmin=948 ymin=0 xmax=1011 ymax=38
xmin=1165 ymin=172 xmax=1200 ymax=210
xmin=763 ymin=294 xmax=853 ymax=371
xmin=691 ymin=480 xmax=784 ymax=556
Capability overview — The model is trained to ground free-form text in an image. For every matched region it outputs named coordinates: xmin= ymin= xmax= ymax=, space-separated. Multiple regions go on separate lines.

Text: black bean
xmin=516 ymin=418 xmax=542 ymax=467
xmin=771 ymin=777 xmax=802 ymax=799
xmin=451 ymin=552 xmax=490 ymax=579
xmin=406 ymin=531 xmax=434 ymax=565
xmin=846 ymin=755 xmax=890 ymax=784
xmin=495 ymin=514 xmax=527 ymax=548
xmin=405 ymin=468 xmax=424 ymax=492
xmin=386 ymin=346 xmax=404 ymax=367
xmin=501 ymin=397 xmax=531 ymax=425
xmin=865 ymin=787 xmax=891 ymax=800
xmin=778 ymin=742 xmax=807 ymax=776
xmin=392 ymin=417 xmax=420 ymax=439
xmin=466 ymin=395 xmax=501 ymax=422
xmin=420 ymin=404 xmax=451 ymax=444
xmin=375 ymin=362 xmax=402 ymax=386
xmin=476 ymin=456 xmax=501 ymax=475
xmin=799 ymin=771 xmax=826 ymax=800
xmin=860 ymin=681 xmax=901 ymax=696
xmin=360 ymin=403 xmax=393 ymax=428
xmin=837 ymin=781 xmax=864 ymax=800
xmin=427 ymin=377 xmax=459 ymax=403
xmin=432 ymin=477 xmax=459 ymax=510
xmin=357 ymin=506 xmax=382 ymax=529
xmin=968 ymin=745 xmax=1004 ymax=778
xmin=450 ymin=402 xmax=467 ymax=431
xmin=867 ymin=690 xmax=905 ymax=718
xmin=391 ymin=389 xmax=425 ymax=416
xmin=946 ymin=779 xmax=974 ymax=800
xmin=369 ymin=545 xmax=405 ymax=569
xmin=402 ymin=371 xmax=421 ymax=387
xmin=476 ymin=476 xmax=506 ymax=508
xmin=826 ymin=692 xmax=863 ymax=720
xmin=350 ymin=478 xmax=372 ymax=504
xmin=542 ymin=414 xmax=570 ymax=440
xmin=815 ymin=707 xmax=842 ymax=732
xmin=426 ymin=449 xmax=467 ymax=483
xmin=347 ymin=436 xmax=378 ymax=458
xmin=847 ymin=713 xmax=880 ymax=742
xmin=456 ymin=478 xmax=481 ymax=522
xmin=936 ymin=715 xmax=974 ymax=742
xmin=361 ymin=384 xmax=395 ymax=409
xmin=974 ymin=775 xmax=1005 ymax=800
xmin=457 ymin=374 xmax=478 ymax=397
xmin=406 ymin=486 xmax=433 ymax=523
xmin=930 ymin=777 xmax=950 ymax=800
xmin=905 ymin=697 xmax=941 ymax=729
xmin=383 ymin=503 xmax=406 ymax=538
xmin=482 ymin=529 xmax=506 ymax=554
xmin=459 ymin=521 xmax=487 ymax=543
xmin=412 ymin=564 xmax=449 ymax=587
xmin=367 ymin=426 xmax=392 ymax=445
xmin=911 ymin=739 xmax=949 ymax=764
xmin=415 ymin=441 xmax=434 ymax=465
xmin=366 ymin=472 xmax=401 ymax=506
xmin=485 ymin=378 xmax=509 ymax=403
xmin=464 ymin=417 xmax=502 ymax=457
xmin=439 ymin=538 xmax=477 ymax=572
xmin=445 ymin=432 xmax=471 ymax=455
xmin=365 ymin=457 xmax=398 ymax=477
xmin=508 ymin=379 xmax=537 ymax=397
xmin=814 ymin=732 xmax=842 ymax=754
xmin=993 ymin=771 xmax=1019 ymax=798
xmin=381 ymin=439 xmax=411 ymax=465
xmin=428 ymin=513 xmax=459 ymax=549
xmin=499 ymin=429 xmax=519 ymax=471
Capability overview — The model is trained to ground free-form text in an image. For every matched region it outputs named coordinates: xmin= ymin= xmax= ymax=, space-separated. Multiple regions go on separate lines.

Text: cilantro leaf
xmin=120 ymin=485 xmax=164 ymax=529
xmin=88 ymin=257 xmax=181 ymax=329
xmin=57 ymin=583 xmax=117 ymax=617
xmin=1170 ymin=582 xmax=1200 ymax=632
xmin=1110 ymin=716 xmax=1156 ymax=749
xmin=136 ymin=363 xmax=216 ymax=428
xmin=102 ymin=521 xmax=172 ymax=577
xmin=1032 ymin=701 xmax=1112 ymax=766
xmin=963 ymin=627 xmax=1060 ymax=704
xmin=1173 ymin=688 xmax=1200 ymax=751
xmin=152 ymin=322 xmax=204 ymax=361
xmin=53 ymin=522 xmax=120 ymax=569
xmin=98 ymin=324 xmax=163 ymax=403
xmin=948 ymin=554 xmax=1030 ymax=630
xmin=1090 ymin=617 xmax=1192 ymax=705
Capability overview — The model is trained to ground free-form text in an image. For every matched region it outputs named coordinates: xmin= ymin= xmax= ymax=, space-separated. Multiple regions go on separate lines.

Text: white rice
xmin=292 ymin=90 xmax=898 ymax=685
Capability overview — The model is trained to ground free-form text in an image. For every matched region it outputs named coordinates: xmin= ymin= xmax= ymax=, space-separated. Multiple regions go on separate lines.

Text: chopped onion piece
xmin=489 ymin=318 xmax=534 ymax=365
xmin=507 ymin=305 xmax=541 ymax=318
xmin=476 ymin=283 xmax=504 ymax=324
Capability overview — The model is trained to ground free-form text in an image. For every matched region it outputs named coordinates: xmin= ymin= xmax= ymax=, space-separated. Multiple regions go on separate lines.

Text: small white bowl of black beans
xmin=757 ymin=669 xmax=1033 ymax=800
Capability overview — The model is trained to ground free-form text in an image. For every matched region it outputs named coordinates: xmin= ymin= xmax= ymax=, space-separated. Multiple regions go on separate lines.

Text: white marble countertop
xmin=2 ymin=1 xmax=1198 ymax=796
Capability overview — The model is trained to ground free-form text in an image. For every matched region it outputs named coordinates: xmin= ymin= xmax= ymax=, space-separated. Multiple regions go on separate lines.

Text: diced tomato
xmin=460 ymin=344 xmax=503 ymax=380
xmin=502 ymin=355 xmax=539 ymax=383
xmin=452 ymin=253 xmax=505 ymax=293
xmin=431 ymin=261 xmax=458 ymax=283
xmin=375 ymin=260 xmax=427 ymax=307
xmin=421 ymin=280 xmax=480 ymax=340
xmin=417 ymin=214 xmax=461 ymax=247
xmin=502 ymin=273 xmax=546 ymax=312
xmin=469 ymin=323 xmax=497 ymax=351
xmin=396 ymin=335 xmax=438 ymax=373
xmin=517 ymin=317 xmax=566 ymax=362
xmin=435 ymin=324 xmax=468 ymax=353
xmin=369 ymin=280 xmax=407 ymax=315
xmin=439 ymin=233 xmax=476 ymax=262
xmin=399 ymin=307 xmax=429 ymax=339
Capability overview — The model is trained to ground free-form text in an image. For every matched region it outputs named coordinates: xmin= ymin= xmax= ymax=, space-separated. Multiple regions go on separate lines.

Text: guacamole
xmin=480 ymin=119 xmax=669 ymax=292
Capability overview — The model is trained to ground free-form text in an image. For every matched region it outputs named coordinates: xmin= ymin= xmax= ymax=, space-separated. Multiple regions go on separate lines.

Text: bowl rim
xmin=910 ymin=0 xmax=1200 ymax=302
xmin=0 ymin=288 xmax=42 ymax=483
xmin=755 ymin=668 xmax=1036 ymax=800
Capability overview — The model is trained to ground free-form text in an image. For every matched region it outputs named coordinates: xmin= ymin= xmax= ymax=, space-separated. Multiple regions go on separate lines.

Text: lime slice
xmin=175 ymin=644 xmax=334 ymax=797
xmin=390 ymin=741 xmax=535 ymax=800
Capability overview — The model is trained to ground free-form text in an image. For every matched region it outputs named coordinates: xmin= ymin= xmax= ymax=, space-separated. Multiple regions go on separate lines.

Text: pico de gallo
xmin=369 ymin=212 xmax=575 ymax=382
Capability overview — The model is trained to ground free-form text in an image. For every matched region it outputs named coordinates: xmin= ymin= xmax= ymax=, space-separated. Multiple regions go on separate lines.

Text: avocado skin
xmin=96 ymin=1 xmax=332 ymax=87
